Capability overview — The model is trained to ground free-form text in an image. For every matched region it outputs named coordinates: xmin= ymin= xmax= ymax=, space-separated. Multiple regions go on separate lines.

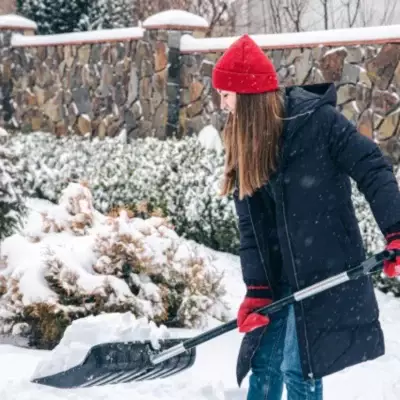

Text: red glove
xmin=384 ymin=235 xmax=400 ymax=278
xmin=237 ymin=286 xmax=272 ymax=333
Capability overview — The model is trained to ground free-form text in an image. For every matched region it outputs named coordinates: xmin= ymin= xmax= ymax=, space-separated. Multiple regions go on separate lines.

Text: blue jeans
xmin=247 ymin=304 xmax=323 ymax=400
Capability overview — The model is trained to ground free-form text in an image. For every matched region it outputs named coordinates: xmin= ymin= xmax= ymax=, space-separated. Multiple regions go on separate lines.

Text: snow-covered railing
xmin=11 ymin=27 xmax=145 ymax=47
xmin=3 ymin=10 xmax=400 ymax=51
xmin=180 ymin=24 xmax=400 ymax=53
xmin=6 ymin=10 xmax=209 ymax=48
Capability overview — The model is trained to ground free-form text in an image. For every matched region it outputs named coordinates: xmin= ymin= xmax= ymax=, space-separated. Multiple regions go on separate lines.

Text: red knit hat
xmin=212 ymin=34 xmax=279 ymax=94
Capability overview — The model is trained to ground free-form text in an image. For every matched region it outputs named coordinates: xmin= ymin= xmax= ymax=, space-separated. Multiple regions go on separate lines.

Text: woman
xmin=212 ymin=34 xmax=400 ymax=400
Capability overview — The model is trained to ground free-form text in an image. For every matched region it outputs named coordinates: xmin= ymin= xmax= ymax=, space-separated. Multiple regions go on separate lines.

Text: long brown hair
xmin=220 ymin=89 xmax=285 ymax=200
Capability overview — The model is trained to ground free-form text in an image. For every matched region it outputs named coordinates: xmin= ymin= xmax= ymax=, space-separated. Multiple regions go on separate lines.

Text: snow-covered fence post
xmin=142 ymin=11 xmax=209 ymax=138
xmin=0 ymin=14 xmax=36 ymax=129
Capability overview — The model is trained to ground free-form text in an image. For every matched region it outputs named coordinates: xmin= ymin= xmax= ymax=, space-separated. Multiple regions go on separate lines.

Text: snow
xmin=323 ymin=46 xmax=347 ymax=56
xmin=180 ymin=24 xmax=400 ymax=52
xmin=198 ymin=125 xmax=223 ymax=154
xmin=31 ymin=312 xmax=169 ymax=380
xmin=0 ymin=14 xmax=37 ymax=31
xmin=0 ymin=164 xmax=399 ymax=398
xmin=11 ymin=26 xmax=144 ymax=47
xmin=0 ymin=127 xmax=8 ymax=137
xmin=1 ymin=274 xmax=400 ymax=398
xmin=143 ymin=10 xmax=209 ymax=29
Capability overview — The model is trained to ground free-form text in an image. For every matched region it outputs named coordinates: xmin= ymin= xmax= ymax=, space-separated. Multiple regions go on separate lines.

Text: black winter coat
xmin=234 ymin=82 xmax=400 ymax=386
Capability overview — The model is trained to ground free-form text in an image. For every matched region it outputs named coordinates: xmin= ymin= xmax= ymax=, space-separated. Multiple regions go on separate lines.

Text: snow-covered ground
xmin=1 ymin=196 xmax=400 ymax=399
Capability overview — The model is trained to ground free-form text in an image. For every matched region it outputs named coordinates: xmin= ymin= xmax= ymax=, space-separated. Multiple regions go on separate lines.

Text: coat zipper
xmin=245 ymin=197 xmax=274 ymax=298
xmin=281 ymin=180 xmax=315 ymax=387
xmin=245 ymin=196 xmax=275 ymax=372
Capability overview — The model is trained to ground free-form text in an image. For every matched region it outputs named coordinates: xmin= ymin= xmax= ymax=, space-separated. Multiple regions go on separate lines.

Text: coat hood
xmin=279 ymin=82 xmax=338 ymax=166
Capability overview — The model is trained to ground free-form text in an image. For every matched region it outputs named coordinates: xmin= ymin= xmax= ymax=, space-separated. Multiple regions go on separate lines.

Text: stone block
xmin=377 ymin=111 xmax=400 ymax=140
xmin=78 ymin=115 xmax=92 ymax=135
xmin=337 ymin=84 xmax=356 ymax=105
xmin=357 ymin=109 xmax=374 ymax=138
xmin=189 ymin=81 xmax=204 ymax=102
xmin=319 ymin=48 xmax=348 ymax=82
xmin=341 ymin=63 xmax=360 ymax=84
xmin=154 ymin=41 xmax=168 ymax=72
xmin=346 ymin=46 xmax=364 ymax=63
xmin=366 ymin=44 xmax=400 ymax=90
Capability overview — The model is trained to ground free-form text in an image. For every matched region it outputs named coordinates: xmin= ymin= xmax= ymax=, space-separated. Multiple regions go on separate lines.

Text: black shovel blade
xmin=31 ymin=338 xmax=196 ymax=389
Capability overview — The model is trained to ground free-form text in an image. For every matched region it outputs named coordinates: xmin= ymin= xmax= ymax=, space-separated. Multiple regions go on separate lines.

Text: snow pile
xmin=0 ymin=182 xmax=229 ymax=349
xmin=0 ymin=14 xmax=37 ymax=30
xmin=198 ymin=125 xmax=223 ymax=153
xmin=143 ymin=10 xmax=209 ymax=29
xmin=0 ymin=272 xmax=399 ymax=399
xmin=31 ymin=312 xmax=169 ymax=380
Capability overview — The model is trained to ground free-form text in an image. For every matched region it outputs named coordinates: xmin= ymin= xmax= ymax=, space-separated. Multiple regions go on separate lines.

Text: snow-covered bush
xmin=352 ymin=180 xmax=385 ymax=257
xmin=8 ymin=130 xmax=400 ymax=296
xmin=0 ymin=183 xmax=228 ymax=349
xmin=352 ymin=178 xmax=400 ymax=296
xmin=0 ymin=128 xmax=27 ymax=241
xmin=11 ymin=131 xmax=239 ymax=254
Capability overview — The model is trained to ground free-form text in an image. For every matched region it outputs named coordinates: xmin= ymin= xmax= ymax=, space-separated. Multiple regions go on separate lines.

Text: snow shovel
xmin=31 ymin=249 xmax=398 ymax=389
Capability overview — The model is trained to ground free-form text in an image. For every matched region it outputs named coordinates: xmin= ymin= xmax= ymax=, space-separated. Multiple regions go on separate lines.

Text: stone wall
xmin=0 ymin=30 xmax=170 ymax=138
xmin=0 ymin=11 xmax=209 ymax=139
xmin=1 ymin=12 xmax=400 ymax=159
xmin=180 ymin=38 xmax=400 ymax=161
xmin=9 ymin=32 xmax=168 ymax=138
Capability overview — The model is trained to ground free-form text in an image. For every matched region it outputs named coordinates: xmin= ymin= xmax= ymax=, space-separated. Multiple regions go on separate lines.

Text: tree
xmin=78 ymin=0 xmax=135 ymax=30
xmin=190 ymin=0 xmax=235 ymax=37
xmin=234 ymin=0 xmax=308 ymax=33
xmin=283 ymin=0 xmax=310 ymax=32
xmin=315 ymin=0 xmax=396 ymax=30
xmin=17 ymin=0 xmax=233 ymax=35
xmin=233 ymin=0 xmax=400 ymax=34
xmin=357 ymin=0 xmax=398 ymax=27
xmin=17 ymin=0 xmax=90 ymax=34
xmin=0 ymin=128 xmax=26 ymax=242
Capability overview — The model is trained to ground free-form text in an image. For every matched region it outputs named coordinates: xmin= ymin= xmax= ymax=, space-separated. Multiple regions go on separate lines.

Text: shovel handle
xmin=151 ymin=249 xmax=398 ymax=365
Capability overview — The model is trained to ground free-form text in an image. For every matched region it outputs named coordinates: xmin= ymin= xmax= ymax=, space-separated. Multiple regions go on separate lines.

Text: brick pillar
xmin=0 ymin=14 xmax=37 ymax=129
xmin=142 ymin=10 xmax=209 ymax=138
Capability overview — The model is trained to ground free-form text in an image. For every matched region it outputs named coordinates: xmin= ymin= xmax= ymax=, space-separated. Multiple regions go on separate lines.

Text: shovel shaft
xmin=151 ymin=249 xmax=397 ymax=365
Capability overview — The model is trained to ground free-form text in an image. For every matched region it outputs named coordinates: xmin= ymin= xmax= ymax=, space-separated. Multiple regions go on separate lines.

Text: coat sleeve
xmin=325 ymin=104 xmax=400 ymax=235
xmin=233 ymin=191 xmax=272 ymax=297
